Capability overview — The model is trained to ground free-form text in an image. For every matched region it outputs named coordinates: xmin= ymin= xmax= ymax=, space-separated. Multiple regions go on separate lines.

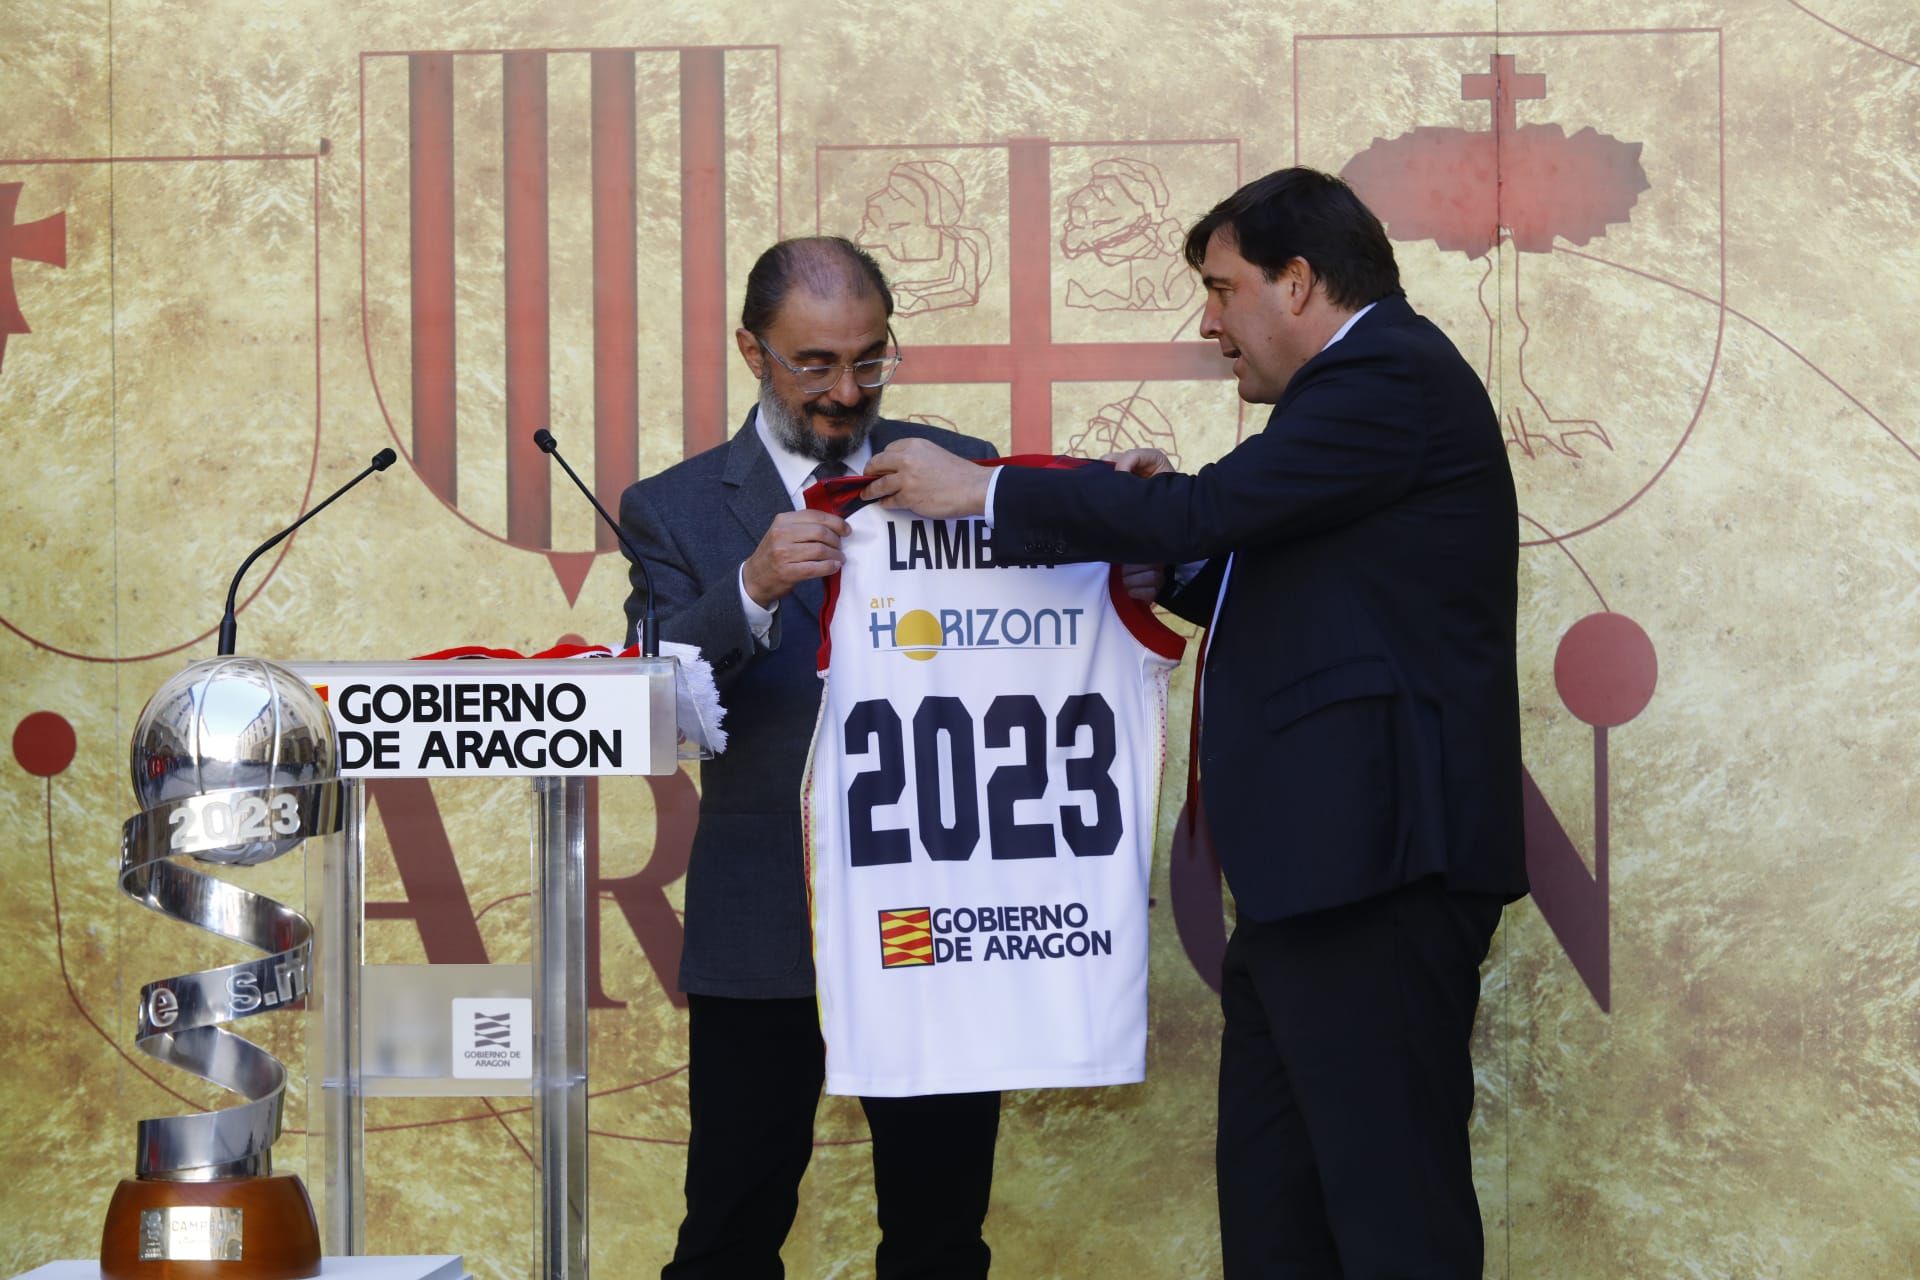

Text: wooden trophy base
xmin=101 ymin=1172 xmax=322 ymax=1279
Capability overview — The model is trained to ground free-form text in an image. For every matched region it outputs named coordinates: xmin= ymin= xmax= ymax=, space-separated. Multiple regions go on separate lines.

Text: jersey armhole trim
xmin=1107 ymin=566 xmax=1187 ymax=661
xmin=816 ymin=561 xmax=843 ymax=674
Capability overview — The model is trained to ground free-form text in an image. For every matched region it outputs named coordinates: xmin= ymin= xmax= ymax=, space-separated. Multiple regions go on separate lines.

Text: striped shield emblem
xmin=357 ymin=45 xmax=779 ymax=596
xmin=878 ymin=908 xmax=935 ymax=968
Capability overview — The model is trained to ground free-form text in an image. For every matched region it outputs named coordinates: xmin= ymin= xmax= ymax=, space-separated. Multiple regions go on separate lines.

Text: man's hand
xmin=863 ymin=438 xmax=992 ymax=518
xmin=1103 ymin=452 xmax=1175 ymax=602
xmin=1105 ymin=447 xmax=1174 ymax=479
xmin=742 ymin=509 xmax=851 ymax=608
xmin=1117 ymin=564 xmax=1167 ymax=602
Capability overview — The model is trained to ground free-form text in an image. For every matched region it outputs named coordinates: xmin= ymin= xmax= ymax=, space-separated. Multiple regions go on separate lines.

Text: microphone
xmin=533 ymin=428 xmax=659 ymax=657
xmin=216 ymin=448 xmax=397 ymax=656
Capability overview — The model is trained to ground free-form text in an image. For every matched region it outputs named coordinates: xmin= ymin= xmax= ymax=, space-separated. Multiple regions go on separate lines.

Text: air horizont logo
xmin=867 ymin=606 xmax=1087 ymax=661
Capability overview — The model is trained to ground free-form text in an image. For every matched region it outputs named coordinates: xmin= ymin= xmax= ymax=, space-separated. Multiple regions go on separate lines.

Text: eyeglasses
xmin=756 ymin=330 xmax=903 ymax=396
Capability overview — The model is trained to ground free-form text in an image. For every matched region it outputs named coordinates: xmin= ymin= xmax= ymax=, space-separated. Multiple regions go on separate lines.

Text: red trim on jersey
xmin=998 ymin=455 xmax=1184 ymax=660
xmin=802 ymin=453 xmax=1097 ymax=523
xmin=802 ymin=455 xmax=1187 ymax=668
xmin=980 ymin=453 xmax=1103 ymax=472
xmin=1107 ymin=566 xmax=1187 ymax=660
xmin=816 ymin=550 xmax=843 ymax=675
xmin=805 ymin=473 xmax=865 ymax=672
xmin=804 ymin=472 xmax=872 ymax=518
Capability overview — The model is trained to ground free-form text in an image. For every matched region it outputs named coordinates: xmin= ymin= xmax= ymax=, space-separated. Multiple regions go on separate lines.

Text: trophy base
xmin=102 ymin=1173 xmax=322 ymax=1278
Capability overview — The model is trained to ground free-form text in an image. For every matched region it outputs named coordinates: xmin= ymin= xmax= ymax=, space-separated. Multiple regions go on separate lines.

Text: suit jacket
xmin=619 ymin=410 xmax=997 ymax=997
xmin=992 ymin=295 xmax=1527 ymax=922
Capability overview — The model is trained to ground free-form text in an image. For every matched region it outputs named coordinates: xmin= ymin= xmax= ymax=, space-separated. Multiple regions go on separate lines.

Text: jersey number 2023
xmin=842 ymin=691 xmax=1122 ymax=866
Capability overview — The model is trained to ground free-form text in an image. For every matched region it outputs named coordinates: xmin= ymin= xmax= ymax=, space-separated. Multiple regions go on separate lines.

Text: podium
xmin=286 ymin=657 xmax=682 ymax=1280
xmin=15 ymin=1260 xmax=467 ymax=1280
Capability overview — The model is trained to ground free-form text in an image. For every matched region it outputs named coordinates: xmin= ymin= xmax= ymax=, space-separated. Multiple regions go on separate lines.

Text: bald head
xmin=740 ymin=236 xmax=895 ymax=336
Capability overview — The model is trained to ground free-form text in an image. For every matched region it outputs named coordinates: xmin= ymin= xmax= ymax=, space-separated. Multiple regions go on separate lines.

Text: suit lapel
xmin=724 ymin=407 xmax=790 ymax=531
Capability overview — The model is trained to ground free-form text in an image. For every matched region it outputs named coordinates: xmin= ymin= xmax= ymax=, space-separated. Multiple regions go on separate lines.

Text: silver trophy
xmin=103 ymin=657 xmax=340 ymax=1279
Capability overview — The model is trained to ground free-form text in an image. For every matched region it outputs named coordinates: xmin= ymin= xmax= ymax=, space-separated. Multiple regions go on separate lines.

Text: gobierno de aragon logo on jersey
xmin=878 ymin=903 xmax=1112 ymax=968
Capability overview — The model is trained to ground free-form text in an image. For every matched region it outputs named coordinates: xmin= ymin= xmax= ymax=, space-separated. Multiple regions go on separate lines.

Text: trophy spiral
xmin=103 ymin=657 xmax=342 ymax=1279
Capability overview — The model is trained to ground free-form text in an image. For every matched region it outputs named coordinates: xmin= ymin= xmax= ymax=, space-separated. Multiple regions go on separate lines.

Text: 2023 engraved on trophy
xmin=102 ymin=657 xmax=342 ymax=1279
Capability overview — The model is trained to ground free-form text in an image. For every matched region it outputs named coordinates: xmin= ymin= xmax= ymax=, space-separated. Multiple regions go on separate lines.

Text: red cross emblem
xmin=0 ymin=182 xmax=67 ymax=376
xmin=894 ymin=138 xmax=1231 ymax=453
xmin=821 ymin=137 xmax=1236 ymax=454
xmin=358 ymin=46 xmax=770 ymax=600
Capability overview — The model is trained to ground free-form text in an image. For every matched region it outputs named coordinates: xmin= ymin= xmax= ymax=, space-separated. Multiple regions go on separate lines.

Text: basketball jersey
xmin=802 ymin=457 xmax=1184 ymax=1096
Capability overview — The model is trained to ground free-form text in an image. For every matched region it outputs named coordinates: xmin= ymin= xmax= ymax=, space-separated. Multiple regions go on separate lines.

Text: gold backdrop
xmin=3 ymin=0 xmax=1917 ymax=1275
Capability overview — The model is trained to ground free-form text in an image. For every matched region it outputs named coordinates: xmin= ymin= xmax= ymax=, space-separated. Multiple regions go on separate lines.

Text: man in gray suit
xmin=618 ymin=237 xmax=1001 ymax=1279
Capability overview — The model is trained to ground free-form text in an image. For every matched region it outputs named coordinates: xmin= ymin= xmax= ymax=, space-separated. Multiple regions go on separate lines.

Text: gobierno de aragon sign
xmin=286 ymin=658 xmax=673 ymax=778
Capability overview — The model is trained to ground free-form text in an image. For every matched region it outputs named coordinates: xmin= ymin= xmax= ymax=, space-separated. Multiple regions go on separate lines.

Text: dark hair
xmin=740 ymin=236 xmax=895 ymax=335
xmin=1183 ymin=167 xmax=1401 ymax=309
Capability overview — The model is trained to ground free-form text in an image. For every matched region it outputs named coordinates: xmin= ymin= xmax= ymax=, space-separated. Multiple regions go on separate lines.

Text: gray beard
xmin=757 ymin=379 xmax=880 ymax=465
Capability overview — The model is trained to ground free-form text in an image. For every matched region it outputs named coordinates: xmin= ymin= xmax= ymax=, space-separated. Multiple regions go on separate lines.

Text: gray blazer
xmin=618 ymin=409 xmax=997 ymax=997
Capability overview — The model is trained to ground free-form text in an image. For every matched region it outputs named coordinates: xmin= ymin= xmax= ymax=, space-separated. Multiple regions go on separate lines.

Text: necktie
xmin=810 ymin=460 xmax=850 ymax=483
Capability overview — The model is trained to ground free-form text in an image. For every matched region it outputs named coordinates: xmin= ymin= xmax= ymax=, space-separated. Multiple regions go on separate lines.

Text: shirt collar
xmin=1321 ymin=300 xmax=1376 ymax=353
xmin=755 ymin=406 xmax=875 ymax=509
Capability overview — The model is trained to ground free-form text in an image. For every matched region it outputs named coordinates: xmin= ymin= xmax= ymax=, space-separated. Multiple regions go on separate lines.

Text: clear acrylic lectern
xmin=289 ymin=657 xmax=681 ymax=1280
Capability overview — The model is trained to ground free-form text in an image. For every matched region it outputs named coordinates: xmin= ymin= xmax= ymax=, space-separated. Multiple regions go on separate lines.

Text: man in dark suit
xmin=864 ymin=169 xmax=1529 ymax=1277
xmin=618 ymin=237 xmax=1001 ymax=1279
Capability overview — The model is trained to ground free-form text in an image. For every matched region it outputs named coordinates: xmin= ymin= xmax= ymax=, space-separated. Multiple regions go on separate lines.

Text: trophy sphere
xmin=129 ymin=657 xmax=335 ymax=865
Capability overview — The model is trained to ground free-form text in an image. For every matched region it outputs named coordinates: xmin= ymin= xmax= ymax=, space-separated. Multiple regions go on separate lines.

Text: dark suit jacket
xmin=992 ymin=295 xmax=1527 ymax=922
xmin=619 ymin=410 xmax=997 ymax=997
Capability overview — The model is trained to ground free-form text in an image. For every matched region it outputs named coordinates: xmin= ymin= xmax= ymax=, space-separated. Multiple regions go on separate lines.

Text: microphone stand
xmin=216 ymin=449 xmax=397 ymax=656
xmin=533 ymin=429 xmax=659 ymax=657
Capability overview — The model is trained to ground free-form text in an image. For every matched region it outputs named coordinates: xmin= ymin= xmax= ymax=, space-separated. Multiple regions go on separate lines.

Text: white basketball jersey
xmin=802 ymin=458 xmax=1184 ymax=1096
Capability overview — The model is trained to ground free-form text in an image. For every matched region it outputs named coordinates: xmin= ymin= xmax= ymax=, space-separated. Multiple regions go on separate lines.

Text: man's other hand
xmin=863 ymin=439 xmax=992 ymax=518
xmin=1118 ymin=564 xmax=1167 ymax=602
xmin=1105 ymin=450 xmax=1179 ymax=605
xmin=1104 ymin=447 xmax=1174 ymax=479
xmin=743 ymin=509 xmax=852 ymax=608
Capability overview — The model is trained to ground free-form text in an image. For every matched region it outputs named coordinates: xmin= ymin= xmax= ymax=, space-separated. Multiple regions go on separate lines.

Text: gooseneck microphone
xmin=216 ymin=448 xmax=398 ymax=656
xmin=533 ymin=428 xmax=659 ymax=658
